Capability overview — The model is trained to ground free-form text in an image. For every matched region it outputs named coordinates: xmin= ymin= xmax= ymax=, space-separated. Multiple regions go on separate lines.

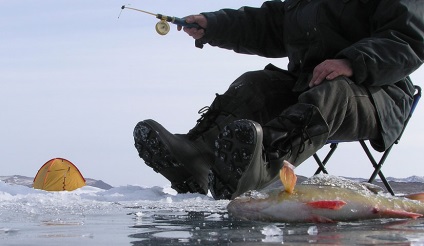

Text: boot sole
xmin=133 ymin=121 xmax=207 ymax=194
xmin=209 ymin=120 xmax=262 ymax=200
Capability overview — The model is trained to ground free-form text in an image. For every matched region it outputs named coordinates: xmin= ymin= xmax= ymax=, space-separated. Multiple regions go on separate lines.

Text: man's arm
xmin=336 ymin=0 xmax=424 ymax=86
xmin=180 ymin=1 xmax=287 ymax=58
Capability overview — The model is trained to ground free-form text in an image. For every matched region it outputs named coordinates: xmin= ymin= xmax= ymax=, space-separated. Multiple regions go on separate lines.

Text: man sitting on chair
xmin=133 ymin=0 xmax=424 ymax=200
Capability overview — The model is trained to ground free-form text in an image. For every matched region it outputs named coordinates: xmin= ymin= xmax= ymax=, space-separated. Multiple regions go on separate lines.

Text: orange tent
xmin=33 ymin=158 xmax=86 ymax=191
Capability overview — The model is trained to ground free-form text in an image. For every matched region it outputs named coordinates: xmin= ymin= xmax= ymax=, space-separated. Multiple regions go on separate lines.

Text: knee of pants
xmin=298 ymin=78 xmax=352 ymax=109
xmin=228 ymin=71 xmax=265 ymax=93
xmin=223 ymin=70 xmax=287 ymax=122
xmin=224 ymin=71 xmax=270 ymax=107
xmin=228 ymin=69 xmax=296 ymax=100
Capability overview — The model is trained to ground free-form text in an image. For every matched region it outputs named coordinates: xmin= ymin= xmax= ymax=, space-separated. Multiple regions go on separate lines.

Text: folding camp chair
xmin=313 ymin=85 xmax=421 ymax=195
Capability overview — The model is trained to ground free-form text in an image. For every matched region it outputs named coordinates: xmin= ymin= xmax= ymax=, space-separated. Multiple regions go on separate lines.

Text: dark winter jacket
xmin=197 ymin=0 xmax=424 ymax=151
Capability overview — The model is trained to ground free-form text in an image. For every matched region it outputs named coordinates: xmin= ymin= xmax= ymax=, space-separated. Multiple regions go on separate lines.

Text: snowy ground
xmin=2 ymin=178 xmax=424 ymax=245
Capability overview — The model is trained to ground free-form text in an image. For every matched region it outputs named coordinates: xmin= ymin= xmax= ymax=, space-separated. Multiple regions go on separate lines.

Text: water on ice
xmin=2 ymin=178 xmax=424 ymax=245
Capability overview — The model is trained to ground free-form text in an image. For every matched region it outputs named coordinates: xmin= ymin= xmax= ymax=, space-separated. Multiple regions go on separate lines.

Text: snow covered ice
xmin=0 ymin=180 xmax=231 ymax=245
xmin=2 ymin=177 xmax=424 ymax=245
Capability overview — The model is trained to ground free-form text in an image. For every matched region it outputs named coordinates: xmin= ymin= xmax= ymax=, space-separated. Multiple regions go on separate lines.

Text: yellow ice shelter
xmin=33 ymin=158 xmax=86 ymax=191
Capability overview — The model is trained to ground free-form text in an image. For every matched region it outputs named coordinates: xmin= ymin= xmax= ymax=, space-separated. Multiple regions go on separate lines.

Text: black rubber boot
xmin=263 ymin=103 xmax=330 ymax=165
xmin=210 ymin=104 xmax=329 ymax=200
xmin=133 ymin=94 xmax=238 ymax=195
xmin=209 ymin=120 xmax=269 ymax=200
xmin=134 ymin=120 xmax=210 ymax=194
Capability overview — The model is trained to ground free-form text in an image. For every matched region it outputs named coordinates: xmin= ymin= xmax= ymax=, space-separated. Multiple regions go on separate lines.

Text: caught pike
xmin=227 ymin=161 xmax=424 ymax=223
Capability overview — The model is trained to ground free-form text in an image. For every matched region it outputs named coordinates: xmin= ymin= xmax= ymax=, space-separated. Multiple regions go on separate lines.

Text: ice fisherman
xmin=133 ymin=0 xmax=424 ymax=200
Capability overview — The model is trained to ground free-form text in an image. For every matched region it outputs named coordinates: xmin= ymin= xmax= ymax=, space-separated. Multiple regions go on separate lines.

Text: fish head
xmin=227 ymin=190 xmax=275 ymax=220
xmin=227 ymin=189 xmax=306 ymax=222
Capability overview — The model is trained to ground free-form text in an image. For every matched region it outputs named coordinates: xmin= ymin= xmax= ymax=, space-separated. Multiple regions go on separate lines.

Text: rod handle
xmin=172 ymin=17 xmax=201 ymax=29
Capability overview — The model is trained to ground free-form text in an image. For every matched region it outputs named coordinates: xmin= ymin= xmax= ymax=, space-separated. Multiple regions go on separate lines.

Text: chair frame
xmin=313 ymin=85 xmax=421 ymax=195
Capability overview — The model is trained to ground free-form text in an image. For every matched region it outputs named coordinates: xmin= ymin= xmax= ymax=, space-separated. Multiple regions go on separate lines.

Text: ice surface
xmin=2 ymin=179 xmax=424 ymax=245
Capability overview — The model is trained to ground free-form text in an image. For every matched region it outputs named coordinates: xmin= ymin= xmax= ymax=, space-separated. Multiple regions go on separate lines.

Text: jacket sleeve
xmin=197 ymin=1 xmax=287 ymax=58
xmin=336 ymin=0 xmax=424 ymax=86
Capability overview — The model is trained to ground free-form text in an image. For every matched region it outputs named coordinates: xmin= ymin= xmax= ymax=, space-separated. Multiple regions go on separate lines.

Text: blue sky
xmin=1 ymin=0 xmax=423 ymax=187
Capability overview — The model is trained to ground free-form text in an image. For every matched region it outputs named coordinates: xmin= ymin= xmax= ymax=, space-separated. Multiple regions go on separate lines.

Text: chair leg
xmin=359 ymin=140 xmax=395 ymax=195
xmin=314 ymin=143 xmax=338 ymax=175
xmin=313 ymin=153 xmax=328 ymax=174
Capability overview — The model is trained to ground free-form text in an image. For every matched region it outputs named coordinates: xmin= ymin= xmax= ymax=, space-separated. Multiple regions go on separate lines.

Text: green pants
xmin=219 ymin=64 xmax=381 ymax=164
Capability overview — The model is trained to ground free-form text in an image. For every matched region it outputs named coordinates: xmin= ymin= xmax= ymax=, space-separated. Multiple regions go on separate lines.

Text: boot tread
xmin=209 ymin=120 xmax=259 ymax=200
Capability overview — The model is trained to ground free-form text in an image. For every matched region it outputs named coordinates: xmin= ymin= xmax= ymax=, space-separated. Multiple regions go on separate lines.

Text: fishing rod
xmin=119 ymin=5 xmax=200 ymax=35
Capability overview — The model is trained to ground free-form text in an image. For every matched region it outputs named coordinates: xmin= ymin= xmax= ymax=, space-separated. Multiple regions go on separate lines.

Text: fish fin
xmin=307 ymin=200 xmax=347 ymax=210
xmin=280 ymin=160 xmax=297 ymax=194
xmin=379 ymin=209 xmax=423 ymax=219
xmin=403 ymin=193 xmax=424 ymax=202
xmin=309 ymin=215 xmax=335 ymax=223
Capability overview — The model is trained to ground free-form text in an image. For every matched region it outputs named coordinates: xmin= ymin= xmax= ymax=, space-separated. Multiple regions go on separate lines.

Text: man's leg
xmin=211 ymin=77 xmax=380 ymax=199
xmin=134 ymin=65 xmax=298 ymax=195
xmin=298 ymin=77 xmax=380 ymax=144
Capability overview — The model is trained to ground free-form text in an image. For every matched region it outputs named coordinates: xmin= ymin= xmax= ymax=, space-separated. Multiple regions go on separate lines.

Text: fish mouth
xmin=227 ymin=191 xmax=272 ymax=221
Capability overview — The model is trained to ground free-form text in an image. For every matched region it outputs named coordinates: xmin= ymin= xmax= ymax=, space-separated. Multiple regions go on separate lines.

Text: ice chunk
xmin=261 ymin=225 xmax=283 ymax=243
xmin=261 ymin=225 xmax=283 ymax=236
xmin=307 ymin=226 xmax=318 ymax=235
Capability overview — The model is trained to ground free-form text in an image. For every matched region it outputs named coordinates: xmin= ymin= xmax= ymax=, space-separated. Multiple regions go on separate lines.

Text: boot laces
xmin=270 ymin=115 xmax=313 ymax=158
xmin=187 ymin=106 xmax=217 ymax=140
xmin=196 ymin=106 xmax=211 ymax=124
xmin=188 ymin=93 xmax=240 ymax=141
